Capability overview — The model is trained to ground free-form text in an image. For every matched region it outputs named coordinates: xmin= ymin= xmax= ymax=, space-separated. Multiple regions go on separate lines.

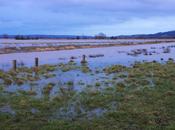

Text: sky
xmin=0 ymin=0 xmax=175 ymax=36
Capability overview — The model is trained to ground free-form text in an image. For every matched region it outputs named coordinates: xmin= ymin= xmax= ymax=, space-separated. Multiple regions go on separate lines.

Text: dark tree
xmin=2 ymin=34 xmax=9 ymax=39
xmin=95 ymin=33 xmax=107 ymax=39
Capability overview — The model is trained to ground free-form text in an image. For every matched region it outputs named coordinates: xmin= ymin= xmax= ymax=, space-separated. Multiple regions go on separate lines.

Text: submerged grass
xmin=0 ymin=61 xmax=175 ymax=130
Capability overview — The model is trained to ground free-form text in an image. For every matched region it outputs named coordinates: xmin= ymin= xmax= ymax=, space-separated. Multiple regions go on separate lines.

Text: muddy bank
xmin=0 ymin=44 xmax=129 ymax=54
xmin=0 ymin=40 xmax=175 ymax=54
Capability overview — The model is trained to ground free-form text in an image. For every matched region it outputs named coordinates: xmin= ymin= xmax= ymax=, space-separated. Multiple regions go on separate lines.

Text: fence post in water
xmin=13 ymin=60 xmax=17 ymax=71
xmin=34 ymin=57 xmax=39 ymax=74
xmin=35 ymin=57 xmax=39 ymax=68
xmin=81 ymin=55 xmax=87 ymax=64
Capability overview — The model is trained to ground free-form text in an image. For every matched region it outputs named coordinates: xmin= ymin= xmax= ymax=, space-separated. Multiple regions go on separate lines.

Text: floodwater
xmin=0 ymin=39 xmax=175 ymax=48
xmin=0 ymin=42 xmax=175 ymax=70
xmin=1 ymin=41 xmax=175 ymax=118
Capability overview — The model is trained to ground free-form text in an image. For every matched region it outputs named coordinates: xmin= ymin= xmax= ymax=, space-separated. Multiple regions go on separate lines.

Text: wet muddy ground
xmin=0 ymin=41 xmax=175 ymax=130
xmin=0 ymin=42 xmax=175 ymax=70
xmin=0 ymin=39 xmax=175 ymax=54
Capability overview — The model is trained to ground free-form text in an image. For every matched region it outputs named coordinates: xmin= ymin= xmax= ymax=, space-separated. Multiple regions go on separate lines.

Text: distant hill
xmin=117 ymin=30 xmax=175 ymax=39
xmin=1 ymin=30 xmax=175 ymax=39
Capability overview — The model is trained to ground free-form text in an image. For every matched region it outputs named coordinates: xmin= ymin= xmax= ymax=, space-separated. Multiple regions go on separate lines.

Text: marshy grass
xmin=0 ymin=61 xmax=175 ymax=129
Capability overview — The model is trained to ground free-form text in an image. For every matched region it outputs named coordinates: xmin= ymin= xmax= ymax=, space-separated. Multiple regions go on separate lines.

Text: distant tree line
xmin=2 ymin=34 xmax=9 ymax=39
xmin=1 ymin=31 xmax=175 ymax=39
xmin=0 ymin=33 xmax=120 ymax=40
xmin=15 ymin=35 xmax=39 ymax=40
xmin=0 ymin=34 xmax=40 ymax=40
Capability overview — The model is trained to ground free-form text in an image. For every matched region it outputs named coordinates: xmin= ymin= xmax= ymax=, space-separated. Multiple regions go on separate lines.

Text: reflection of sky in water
xmin=0 ymin=39 xmax=175 ymax=48
xmin=4 ymin=68 xmax=112 ymax=98
xmin=0 ymin=42 xmax=175 ymax=70
xmin=1 ymin=41 xmax=175 ymax=119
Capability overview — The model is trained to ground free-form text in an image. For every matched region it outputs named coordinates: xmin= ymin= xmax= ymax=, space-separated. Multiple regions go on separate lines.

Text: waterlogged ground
xmin=0 ymin=42 xmax=175 ymax=130
xmin=0 ymin=60 xmax=175 ymax=130
xmin=0 ymin=42 xmax=175 ymax=70
xmin=1 ymin=39 xmax=175 ymax=54
xmin=1 ymin=39 xmax=175 ymax=48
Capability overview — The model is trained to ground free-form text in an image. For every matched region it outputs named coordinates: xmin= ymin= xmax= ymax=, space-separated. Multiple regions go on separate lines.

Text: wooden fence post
xmin=13 ymin=60 xmax=17 ymax=71
xmin=81 ymin=55 xmax=87 ymax=64
xmin=34 ymin=58 xmax=39 ymax=75
xmin=35 ymin=57 xmax=39 ymax=67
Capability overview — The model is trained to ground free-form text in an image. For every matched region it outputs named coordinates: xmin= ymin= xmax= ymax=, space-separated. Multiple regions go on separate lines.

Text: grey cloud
xmin=0 ymin=0 xmax=175 ymax=35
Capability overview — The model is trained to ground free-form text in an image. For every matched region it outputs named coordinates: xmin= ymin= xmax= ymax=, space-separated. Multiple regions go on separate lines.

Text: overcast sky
xmin=0 ymin=0 xmax=175 ymax=36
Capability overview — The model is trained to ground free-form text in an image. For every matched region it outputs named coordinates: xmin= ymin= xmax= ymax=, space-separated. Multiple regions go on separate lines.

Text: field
xmin=0 ymin=39 xmax=175 ymax=54
xmin=0 ymin=39 xmax=175 ymax=130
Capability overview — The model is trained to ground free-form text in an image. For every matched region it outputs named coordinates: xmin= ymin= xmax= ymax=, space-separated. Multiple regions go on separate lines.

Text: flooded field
xmin=0 ymin=41 xmax=175 ymax=130
xmin=2 ymin=0 xmax=175 ymax=128
xmin=1 ymin=39 xmax=175 ymax=54
xmin=1 ymin=39 xmax=175 ymax=48
xmin=0 ymin=42 xmax=175 ymax=70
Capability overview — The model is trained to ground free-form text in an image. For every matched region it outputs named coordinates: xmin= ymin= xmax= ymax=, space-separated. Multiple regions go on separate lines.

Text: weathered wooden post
xmin=34 ymin=57 xmax=39 ymax=75
xmin=13 ymin=60 xmax=17 ymax=71
xmin=81 ymin=55 xmax=87 ymax=64
xmin=35 ymin=57 xmax=39 ymax=67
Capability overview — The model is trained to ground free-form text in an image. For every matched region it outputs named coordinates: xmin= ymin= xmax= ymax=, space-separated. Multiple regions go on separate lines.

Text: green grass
xmin=0 ymin=61 xmax=175 ymax=130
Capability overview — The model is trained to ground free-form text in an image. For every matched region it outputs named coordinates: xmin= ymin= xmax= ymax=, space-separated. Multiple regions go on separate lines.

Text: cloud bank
xmin=0 ymin=0 xmax=175 ymax=35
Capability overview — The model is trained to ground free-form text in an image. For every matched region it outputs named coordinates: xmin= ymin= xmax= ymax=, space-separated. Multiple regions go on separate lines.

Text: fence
xmin=12 ymin=55 xmax=87 ymax=71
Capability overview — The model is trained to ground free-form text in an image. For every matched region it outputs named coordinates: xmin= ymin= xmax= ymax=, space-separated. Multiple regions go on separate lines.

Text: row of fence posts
xmin=12 ymin=55 xmax=86 ymax=71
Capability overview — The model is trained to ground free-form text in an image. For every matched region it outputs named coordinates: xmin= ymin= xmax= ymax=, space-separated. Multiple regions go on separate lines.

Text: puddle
xmin=0 ymin=105 xmax=16 ymax=115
